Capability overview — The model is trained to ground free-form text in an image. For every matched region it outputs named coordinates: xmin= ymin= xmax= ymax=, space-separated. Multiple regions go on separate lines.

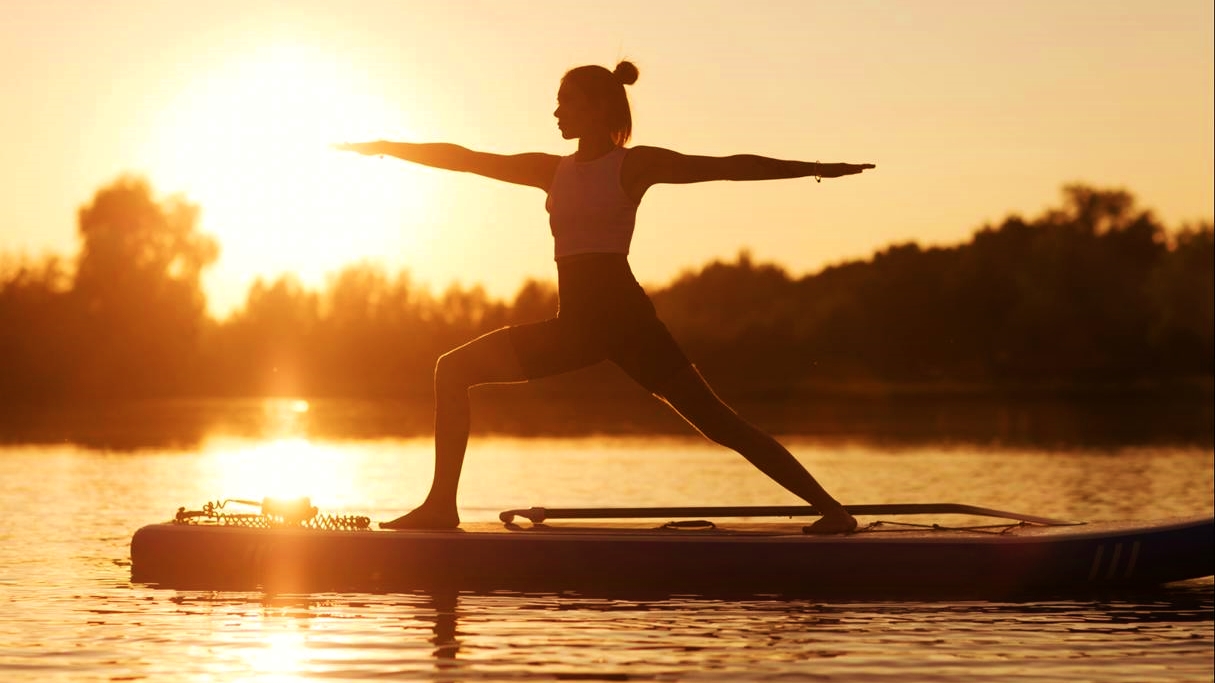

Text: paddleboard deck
xmin=130 ymin=512 xmax=1214 ymax=598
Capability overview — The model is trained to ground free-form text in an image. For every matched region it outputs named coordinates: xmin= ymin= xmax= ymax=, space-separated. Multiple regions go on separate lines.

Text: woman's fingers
xmin=332 ymin=141 xmax=378 ymax=155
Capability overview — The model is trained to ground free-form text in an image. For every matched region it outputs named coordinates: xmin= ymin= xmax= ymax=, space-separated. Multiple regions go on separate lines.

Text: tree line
xmin=1 ymin=176 xmax=1211 ymax=403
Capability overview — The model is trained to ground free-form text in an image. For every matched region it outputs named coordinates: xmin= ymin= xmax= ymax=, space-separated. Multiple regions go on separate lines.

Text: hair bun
xmin=612 ymin=61 xmax=639 ymax=86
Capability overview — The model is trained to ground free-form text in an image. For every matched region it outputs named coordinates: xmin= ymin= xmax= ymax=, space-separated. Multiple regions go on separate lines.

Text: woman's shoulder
xmin=624 ymin=145 xmax=673 ymax=158
xmin=619 ymin=146 xmax=681 ymax=202
xmin=622 ymin=146 xmax=683 ymax=176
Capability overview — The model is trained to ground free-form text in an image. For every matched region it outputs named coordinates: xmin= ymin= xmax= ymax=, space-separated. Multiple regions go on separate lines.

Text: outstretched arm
xmin=624 ymin=146 xmax=874 ymax=199
xmin=334 ymin=141 xmax=559 ymax=191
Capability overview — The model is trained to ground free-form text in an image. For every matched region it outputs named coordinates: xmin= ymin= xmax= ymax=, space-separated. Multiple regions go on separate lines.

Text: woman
xmin=336 ymin=61 xmax=874 ymax=533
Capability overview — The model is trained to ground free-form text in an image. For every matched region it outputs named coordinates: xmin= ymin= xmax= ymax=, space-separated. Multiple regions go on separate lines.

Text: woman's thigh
xmin=438 ymin=327 xmax=531 ymax=387
xmin=507 ymin=317 xmax=606 ymax=381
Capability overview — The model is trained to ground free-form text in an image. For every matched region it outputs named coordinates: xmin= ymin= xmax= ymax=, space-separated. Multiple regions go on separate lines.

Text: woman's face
xmin=553 ymin=82 xmax=602 ymax=140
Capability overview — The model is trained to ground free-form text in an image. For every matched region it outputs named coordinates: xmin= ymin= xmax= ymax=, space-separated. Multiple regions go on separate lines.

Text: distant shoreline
xmin=2 ymin=389 xmax=1210 ymax=452
xmin=4 ymin=183 xmax=1211 ymax=407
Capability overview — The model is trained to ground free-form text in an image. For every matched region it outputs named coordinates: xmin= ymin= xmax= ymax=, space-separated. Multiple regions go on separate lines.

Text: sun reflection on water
xmin=260 ymin=397 xmax=312 ymax=438
xmin=238 ymin=628 xmax=311 ymax=683
xmin=206 ymin=435 xmax=360 ymax=512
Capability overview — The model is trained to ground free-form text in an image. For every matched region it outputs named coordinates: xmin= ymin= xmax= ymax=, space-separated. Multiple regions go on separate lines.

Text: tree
xmin=69 ymin=176 xmax=218 ymax=396
xmin=0 ymin=255 xmax=72 ymax=400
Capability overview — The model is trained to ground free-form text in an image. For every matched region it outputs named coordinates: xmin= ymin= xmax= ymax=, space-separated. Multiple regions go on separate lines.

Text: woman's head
xmin=556 ymin=61 xmax=638 ymax=146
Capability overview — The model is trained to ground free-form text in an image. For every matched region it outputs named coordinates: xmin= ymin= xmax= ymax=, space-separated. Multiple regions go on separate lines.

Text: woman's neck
xmin=574 ymin=134 xmax=616 ymax=161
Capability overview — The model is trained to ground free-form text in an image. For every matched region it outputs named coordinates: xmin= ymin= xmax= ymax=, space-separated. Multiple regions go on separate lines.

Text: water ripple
xmin=1 ymin=437 xmax=1211 ymax=682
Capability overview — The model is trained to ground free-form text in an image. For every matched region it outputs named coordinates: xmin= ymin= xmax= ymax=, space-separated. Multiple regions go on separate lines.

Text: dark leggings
xmin=508 ymin=253 xmax=691 ymax=392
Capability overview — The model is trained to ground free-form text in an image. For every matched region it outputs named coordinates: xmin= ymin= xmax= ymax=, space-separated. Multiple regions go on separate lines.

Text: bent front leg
xmin=382 ymin=328 xmax=528 ymax=530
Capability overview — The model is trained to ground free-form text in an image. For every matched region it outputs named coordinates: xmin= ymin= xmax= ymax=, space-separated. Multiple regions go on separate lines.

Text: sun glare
xmin=140 ymin=43 xmax=437 ymax=311
xmin=211 ymin=436 xmax=358 ymax=506
xmin=235 ymin=628 xmax=309 ymax=682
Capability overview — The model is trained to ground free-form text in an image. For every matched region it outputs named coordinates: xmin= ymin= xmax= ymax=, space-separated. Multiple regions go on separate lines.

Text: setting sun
xmin=137 ymin=42 xmax=438 ymax=312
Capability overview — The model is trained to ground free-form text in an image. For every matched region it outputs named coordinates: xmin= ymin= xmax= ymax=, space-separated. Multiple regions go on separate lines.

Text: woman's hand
xmin=331 ymin=141 xmax=384 ymax=155
xmin=817 ymin=162 xmax=876 ymax=179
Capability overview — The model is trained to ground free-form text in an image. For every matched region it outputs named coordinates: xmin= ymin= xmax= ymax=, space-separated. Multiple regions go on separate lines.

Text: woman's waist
xmin=555 ymin=253 xmax=649 ymax=310
xmin=556 ymin=252 xmax=634 ymax=278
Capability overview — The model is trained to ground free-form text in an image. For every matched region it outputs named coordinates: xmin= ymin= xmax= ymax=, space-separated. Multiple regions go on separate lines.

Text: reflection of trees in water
xmin=0 ymin=178 xmax=1211 ymax=409
xmin=0 ymin=394 xmax=1208 ymax=451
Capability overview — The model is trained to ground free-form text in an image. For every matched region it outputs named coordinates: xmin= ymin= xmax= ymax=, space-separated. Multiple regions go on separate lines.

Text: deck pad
xmin=131 ymin=514 xmax=1214 ymax=596
xmin=435 ymin=515 xmax=1210 ymax=540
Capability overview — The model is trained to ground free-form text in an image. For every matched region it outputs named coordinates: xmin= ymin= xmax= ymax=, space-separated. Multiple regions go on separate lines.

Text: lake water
xmin=0 ymin=398 xmax=1211 ymax=682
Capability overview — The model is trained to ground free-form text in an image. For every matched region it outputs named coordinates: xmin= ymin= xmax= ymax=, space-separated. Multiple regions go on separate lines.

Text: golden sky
xmin=2 ymin=0 xmax=1212 ymax=317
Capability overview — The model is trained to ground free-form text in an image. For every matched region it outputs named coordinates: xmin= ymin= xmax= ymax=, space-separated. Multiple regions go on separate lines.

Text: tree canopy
xmin=0 ymin=179 xmax=1210 ymax=402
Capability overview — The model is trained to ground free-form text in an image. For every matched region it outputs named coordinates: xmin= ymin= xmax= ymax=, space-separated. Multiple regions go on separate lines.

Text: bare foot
xmin=379 ymin=505 xmax=460 ymax=530
xmin=802 ymin=510 xmax=858 ymax=535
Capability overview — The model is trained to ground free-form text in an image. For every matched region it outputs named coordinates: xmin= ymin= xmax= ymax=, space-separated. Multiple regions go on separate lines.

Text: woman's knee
xmin=434 ymin=349 xmax=472 ymax=396
xmin=434 ymin=329 xmax=526 ymax=395
xmin=694 ymin=406 xmax=757 ymax=448
xmin=659 ymin=380 xmax=753 ymax=446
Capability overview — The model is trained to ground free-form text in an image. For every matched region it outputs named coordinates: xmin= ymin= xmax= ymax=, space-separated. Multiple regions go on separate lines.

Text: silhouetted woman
xmin=337 ymin=61 xmax=874 ymax=533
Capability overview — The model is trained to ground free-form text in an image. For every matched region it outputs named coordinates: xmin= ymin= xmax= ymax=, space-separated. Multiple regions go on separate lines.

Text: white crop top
xmin=545 ymin=147 xmax=638 ymax=260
